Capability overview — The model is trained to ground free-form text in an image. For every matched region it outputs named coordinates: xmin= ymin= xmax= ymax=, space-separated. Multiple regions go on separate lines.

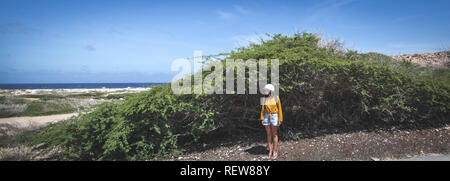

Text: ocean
xmin=0 ymin=83 xmax=166 ymax=90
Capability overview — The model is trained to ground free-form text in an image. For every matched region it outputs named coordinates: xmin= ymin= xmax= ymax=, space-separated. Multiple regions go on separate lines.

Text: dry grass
xmin=0 ymin=104 xmax=27 ymax=116
xmin=0 ymin=143 xmax=63 ymax=161
xmin=0 ymin=144 xmax=34 ymax=161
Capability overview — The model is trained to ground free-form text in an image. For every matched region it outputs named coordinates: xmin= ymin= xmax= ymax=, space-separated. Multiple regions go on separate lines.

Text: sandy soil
xmin=0 ymin=113 xmax=77 ymax=136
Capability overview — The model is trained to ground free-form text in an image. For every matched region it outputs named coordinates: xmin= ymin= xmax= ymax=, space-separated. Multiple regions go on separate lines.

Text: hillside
xmin=391 ymin=51 xmax=449 ymax=68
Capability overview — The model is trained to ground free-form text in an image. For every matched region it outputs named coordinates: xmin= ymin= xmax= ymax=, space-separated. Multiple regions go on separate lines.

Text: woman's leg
xmin=265 ymin=125 xmax=273 ymax=157
xmin=271 ymin=125 xmax=278 ymax=157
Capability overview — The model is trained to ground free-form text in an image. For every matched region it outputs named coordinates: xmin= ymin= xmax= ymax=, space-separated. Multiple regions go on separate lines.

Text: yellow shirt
xmin=260 ymin=96 xmax=283 ymax=122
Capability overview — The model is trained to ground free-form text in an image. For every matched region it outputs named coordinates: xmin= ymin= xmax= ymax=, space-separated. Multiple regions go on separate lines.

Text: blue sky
xmin=1 ymin=0 xmax=449 ymax=83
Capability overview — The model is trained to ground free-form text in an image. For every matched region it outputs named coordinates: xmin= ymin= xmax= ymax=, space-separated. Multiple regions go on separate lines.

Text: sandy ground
xmin=168 ymin=125 xmax=450 ymax=161
xmin=0 ymin=113 xmax=77 ymax=136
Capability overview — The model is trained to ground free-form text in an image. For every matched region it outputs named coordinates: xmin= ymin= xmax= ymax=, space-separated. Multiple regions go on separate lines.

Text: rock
xmin=391 ymin=51 xmax=449 ymax=68
xmin=370 ymin=157 xmax=380 ymax=161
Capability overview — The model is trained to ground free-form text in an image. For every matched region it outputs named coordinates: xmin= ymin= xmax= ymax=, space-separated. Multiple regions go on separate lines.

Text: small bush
xmin=106 ymin=93 xmax=134 ymax=99
xmin=21 ymin=94 xmax=65 ymax=101
xmin=66 ymin=92 xmax=104 ymax=99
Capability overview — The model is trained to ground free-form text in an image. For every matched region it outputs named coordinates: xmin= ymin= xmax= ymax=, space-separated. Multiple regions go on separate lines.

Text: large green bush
xmin=33 ymin=86 xmax=215 ymax=160
xmin=206 ymin=33 xmax=448 ymax=133
xmin=28 ymin=33 xmax=449 ymax=160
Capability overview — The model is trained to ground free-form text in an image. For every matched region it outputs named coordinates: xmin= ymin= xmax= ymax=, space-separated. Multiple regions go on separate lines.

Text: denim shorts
xmin=263 ymin=113 xmax=279 ymax=126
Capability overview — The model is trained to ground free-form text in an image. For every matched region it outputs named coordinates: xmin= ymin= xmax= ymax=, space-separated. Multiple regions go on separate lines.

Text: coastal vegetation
xmin=0 ymin=90 xmax=143 ymax=118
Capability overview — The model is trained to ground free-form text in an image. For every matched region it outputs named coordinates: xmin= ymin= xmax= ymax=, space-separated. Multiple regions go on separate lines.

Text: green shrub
xmin=66 ymin=92 xmax=104 ymax=99
xmin=11 ymin=98 xmax=28 ymax=104
xmin=0 ymin=111 xmax=17 ymax=118
xmin=20 ymin=94 xmax=65 ymax=101
xmin=106 ymin=93 xmax=134 ymax=99
xmin=23 ymin=101 xmax=74 ymax=116
xmin=32 ymin=86 xmax=215 ymax=160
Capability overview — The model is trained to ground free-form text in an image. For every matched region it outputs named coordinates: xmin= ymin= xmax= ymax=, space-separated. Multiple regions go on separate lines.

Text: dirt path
xmin=0 ymin=113 xmax=77 ymax=135
xmin=168 ymin=125 xmax=450 ymax=161
xmin=398 ymin=154 xmax=450 ymax=161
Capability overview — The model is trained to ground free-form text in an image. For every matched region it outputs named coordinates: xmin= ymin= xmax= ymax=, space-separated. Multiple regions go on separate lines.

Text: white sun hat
xmin=263 ymin=84 xmax=275 ymax=93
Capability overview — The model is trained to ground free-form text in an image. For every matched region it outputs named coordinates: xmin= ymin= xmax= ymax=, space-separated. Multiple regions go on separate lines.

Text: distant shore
xmin=0 ymin=87 xmax=152 ymax=96
xmin=0 ymin=82 xmax=165 ymax=90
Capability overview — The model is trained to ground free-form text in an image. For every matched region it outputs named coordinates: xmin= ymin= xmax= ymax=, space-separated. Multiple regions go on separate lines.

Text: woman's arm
xmin=277 ymin=96 xmax=283 ymax=123
xmin=260 ymin=105 xmax=265 ymax=121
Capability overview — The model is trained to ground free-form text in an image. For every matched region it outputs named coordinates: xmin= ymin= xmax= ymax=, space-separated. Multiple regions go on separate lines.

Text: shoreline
xmin=0 ymin=87 xmax=152 ymax=96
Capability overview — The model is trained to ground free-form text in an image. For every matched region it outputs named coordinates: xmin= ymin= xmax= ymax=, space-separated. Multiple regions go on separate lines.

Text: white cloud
xmin=216 ymin=5 xmax=253 ymax=20
xmin=305 ymin=0 xmax=357 ymax=22
xmin=232 ymin=34 xmax=270 ymax=47
xmin=312 ymin=0 xmax=356 ymax=10
xmin=217 ymin=10 xmax=236 ymax=20
xmin=233 ymin=5 xmax=252 ymax=15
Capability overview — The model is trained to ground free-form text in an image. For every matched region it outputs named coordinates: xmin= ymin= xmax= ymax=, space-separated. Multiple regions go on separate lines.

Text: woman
xmin=260 ymin=84 xmax=283 ymax=159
